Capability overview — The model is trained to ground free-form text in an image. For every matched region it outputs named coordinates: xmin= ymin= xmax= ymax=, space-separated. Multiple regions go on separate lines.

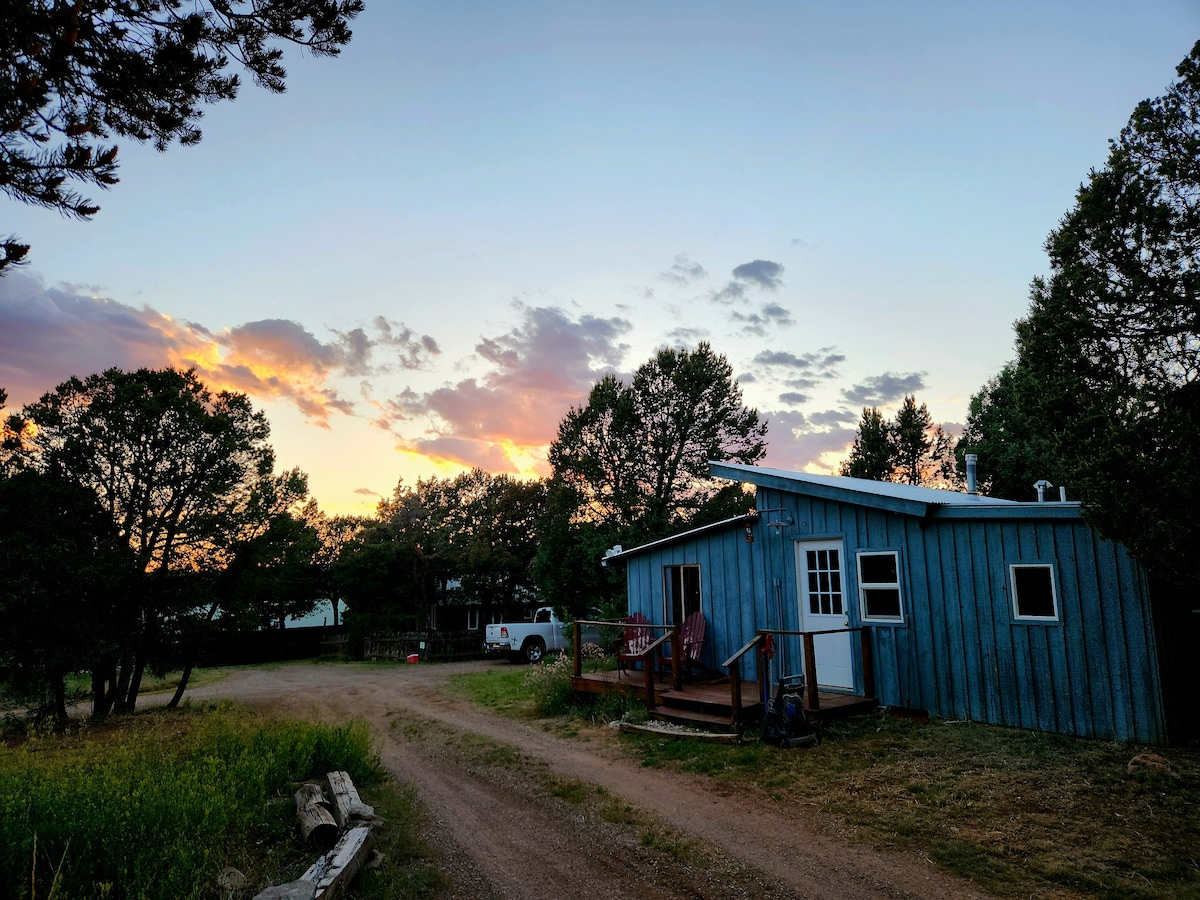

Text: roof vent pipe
xmin=1034 ymin=479 xmax=1053 ymax=503
xmin=965 ymin=454 xmax=978 ymax=494
xmin=1059 ymin=485 xmax=1067 ymax=503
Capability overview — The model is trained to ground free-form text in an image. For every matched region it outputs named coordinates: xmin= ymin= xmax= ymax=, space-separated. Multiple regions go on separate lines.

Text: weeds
xmin=0 ymin=706 xmax=381 ymax=900
xmin=452 ymin=652 xmax=642 ymax=724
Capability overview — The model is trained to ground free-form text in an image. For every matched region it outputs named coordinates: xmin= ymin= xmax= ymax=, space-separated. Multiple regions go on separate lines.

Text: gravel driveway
xmin=186 ymin=660 xmax=989 ymax=899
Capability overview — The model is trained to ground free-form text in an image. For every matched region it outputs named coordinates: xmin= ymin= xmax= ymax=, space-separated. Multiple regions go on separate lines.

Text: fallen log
xmin=302 ymin=825 xmax=374 ymax=899
xmin=252 ymin=881 xmax=317 ymax=900
xmin=326 ymin=770 xmax=375 ymax=829
xmin=294 ymin=783 xmax=338 ymax=845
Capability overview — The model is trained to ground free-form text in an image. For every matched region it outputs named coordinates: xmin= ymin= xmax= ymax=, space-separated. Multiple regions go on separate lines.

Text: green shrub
xmin=523 ymin=652 xmax=576 ymax=716
xmin=0 ymin=707 xmax=380 ymax=900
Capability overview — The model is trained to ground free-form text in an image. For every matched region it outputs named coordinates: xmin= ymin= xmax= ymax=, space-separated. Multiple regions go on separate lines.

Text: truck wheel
xmin=522 ymin=638 xmax=546 ymax=664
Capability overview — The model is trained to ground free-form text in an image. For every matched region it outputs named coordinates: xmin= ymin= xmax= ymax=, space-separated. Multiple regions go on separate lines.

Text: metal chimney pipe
xmin=1059 ymin=485 xmax=1067 ymax=502
xmin=965 ymin=454 xmax=978 ymax=494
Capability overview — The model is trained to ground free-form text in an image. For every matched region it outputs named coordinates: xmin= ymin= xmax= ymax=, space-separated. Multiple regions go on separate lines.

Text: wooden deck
xmin=571 ymin=669 xmax=875 ymax=733
xmin=567 ymin=621 xmax=876 ymax=734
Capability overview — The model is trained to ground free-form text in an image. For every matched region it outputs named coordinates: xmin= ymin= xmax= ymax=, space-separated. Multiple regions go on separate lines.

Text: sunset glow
xmin=2 ymin=4 xmax=1194 ymax=515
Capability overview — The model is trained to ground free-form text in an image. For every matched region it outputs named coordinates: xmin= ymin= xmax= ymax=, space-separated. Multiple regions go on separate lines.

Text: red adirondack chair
xmin=658 ymin=611 xmax=706 ymax=679
xmin=616 ymin=612 xmax=652 ymax=676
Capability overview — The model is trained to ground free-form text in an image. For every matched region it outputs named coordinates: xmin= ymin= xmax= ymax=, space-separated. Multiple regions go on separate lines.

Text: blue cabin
xmin=608 ymin=462 xmax=1171 ymax=744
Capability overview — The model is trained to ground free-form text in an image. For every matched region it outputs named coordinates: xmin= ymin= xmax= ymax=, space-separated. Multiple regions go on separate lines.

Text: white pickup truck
xmin=484 ymin=607 xmax=573 ymax=664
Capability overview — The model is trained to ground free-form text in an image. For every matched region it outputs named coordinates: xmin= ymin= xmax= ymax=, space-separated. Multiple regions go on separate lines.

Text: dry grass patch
xmin=626 ymin=713 xmax=1200 ymax=898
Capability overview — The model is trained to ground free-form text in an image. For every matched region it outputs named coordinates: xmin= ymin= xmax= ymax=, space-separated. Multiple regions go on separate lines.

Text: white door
xmin=796 ymin=540 xmax=854 ymax=690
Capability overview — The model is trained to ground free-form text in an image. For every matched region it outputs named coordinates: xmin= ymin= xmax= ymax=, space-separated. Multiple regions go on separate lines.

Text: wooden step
xmin=647 ymin=704 xmax=738 ymax=733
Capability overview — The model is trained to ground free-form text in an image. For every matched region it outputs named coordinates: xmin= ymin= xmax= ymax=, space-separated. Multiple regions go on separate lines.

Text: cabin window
xmin=663 ymin=564 xmax=701 ymax=625
xmin=804 ymin=547 xmax=843 ymax=616
xmin=857 ymin=551 xmax=904 ymax=623
xmin=1010 ymin=564 xmax=1059 ymax=621
xmin=535 ymin=607 xmax=552 ymax=624
xmin=466 ymin=607 xmax=480 ymax=631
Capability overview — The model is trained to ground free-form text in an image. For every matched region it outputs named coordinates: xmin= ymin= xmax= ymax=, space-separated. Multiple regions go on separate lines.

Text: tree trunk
xmin=121 ymin=656 xmax=146 ymax=713
xmin=165 ymin=660 xmax=193 ymax=709
xmin=44 ymin=670 xmax=68 ymax=726
xmin=91 ymin=667 xmax=107 ymax=718
xmin=113 ymin=652 xmax=133 ymax=712
xmin=92 ymin=658 xmax=118 ymax=718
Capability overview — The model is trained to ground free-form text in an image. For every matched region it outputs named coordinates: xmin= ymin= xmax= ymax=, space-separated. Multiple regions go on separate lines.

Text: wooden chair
xmin=658 ymin=611 xmax=706 ymax=680
xmin=616 ymin=612 xmax=652 ymax=677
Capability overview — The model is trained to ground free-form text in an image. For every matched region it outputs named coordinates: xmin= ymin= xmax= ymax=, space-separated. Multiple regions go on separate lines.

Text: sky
xmin=2 ymin=2 xmax=1197 ymax=515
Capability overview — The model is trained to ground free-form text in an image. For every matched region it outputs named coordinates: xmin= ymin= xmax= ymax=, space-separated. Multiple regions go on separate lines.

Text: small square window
xmin=1010 ymin=564 xmax=1059 ymax=620
xmin=857 ymin=551 xmax=904 ymax=623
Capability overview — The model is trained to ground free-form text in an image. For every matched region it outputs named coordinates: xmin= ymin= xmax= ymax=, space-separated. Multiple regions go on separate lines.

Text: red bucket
xmin=406 ymin=653 xmax=419 ymax=664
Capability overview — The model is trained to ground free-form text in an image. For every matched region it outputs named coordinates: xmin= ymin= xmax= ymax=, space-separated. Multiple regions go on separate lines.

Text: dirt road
xmin=187 ymin=661 xmax=988 ymax=899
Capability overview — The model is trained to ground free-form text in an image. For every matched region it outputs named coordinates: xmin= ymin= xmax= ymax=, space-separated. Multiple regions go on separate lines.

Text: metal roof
xmin=710 ymin=461 xmax=1083 ymax=521
xmin=600 ymin=513 xmax=758 ymax=565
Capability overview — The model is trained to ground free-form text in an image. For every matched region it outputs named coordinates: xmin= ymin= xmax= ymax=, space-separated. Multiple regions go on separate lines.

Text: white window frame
xmin=1009 ymin=563 xmax=1060 ymax=622
xmin=856 ymin=550 xmax=904 ymax=624
xmin=466 ymin=607 xmax=480 ymax=631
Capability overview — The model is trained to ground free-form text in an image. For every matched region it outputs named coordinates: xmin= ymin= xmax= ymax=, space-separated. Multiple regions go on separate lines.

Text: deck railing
xmin=722 ymin=627 xmax=875 ymax=718
xmin=571 ymin=619 xmax=683 ymax=704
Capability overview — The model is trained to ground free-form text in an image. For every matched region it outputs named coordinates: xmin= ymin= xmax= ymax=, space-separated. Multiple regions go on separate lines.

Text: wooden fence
xmin=361 ymin=630 xmax=483 ymax=662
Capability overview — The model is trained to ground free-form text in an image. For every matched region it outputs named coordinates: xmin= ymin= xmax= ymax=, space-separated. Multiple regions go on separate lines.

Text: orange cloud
xmin=0 ymin=273 xmax=437 ymax=428
xmin=375 ymin=304 xmax=631 ymax=473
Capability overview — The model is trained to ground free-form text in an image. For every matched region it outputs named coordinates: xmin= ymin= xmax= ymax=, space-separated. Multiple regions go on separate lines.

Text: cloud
xmin=710 ymin=258 xmax=785 ymax=304
xmin=731 ymin=259 xmax=785 ymax=291
xmin=660 ymin=253 xmax=707 ymax=285
xmin=842 ymin=371 xmax=927 ymax=407
xmin=0 ymin=271 xmax=438 ymax=427
xmin=778 ymin=391 xmax=809 ymax=405
xmin=730 ymin=302 xmax=794 ymax=336
xmin=808 ymin=408 xmax=858 ymax=428
xmin=761 ymin=409 xmax=858 ymax=472
xmin=378 ymin=304 xmax=632 ymax=473
xmin=710 ymin=281 xmax=747 ymax=304
xmin=747 ymin=347 xmax=844 ymax=389
xmin=665 ymin=325 xmax=710 ymax=344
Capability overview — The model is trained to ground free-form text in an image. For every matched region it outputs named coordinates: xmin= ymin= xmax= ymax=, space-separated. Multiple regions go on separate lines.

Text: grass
xmin=0 ymin=703 xmax=439 ymax=900
xmin=448 ymin=652 xmax=642 ymax=724
xmin=451 ymin=663 xmax=1200 ymax=899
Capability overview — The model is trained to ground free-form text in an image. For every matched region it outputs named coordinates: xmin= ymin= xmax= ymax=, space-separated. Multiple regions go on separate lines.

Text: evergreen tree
xmin=839 ymin=407 xmax=894 ymax=481
xmin=549 ymin=342 xmax=767 ymax=538
xmin=839 ymin=396 xmax=957 ymax=488
xmin=1 ymin=0 xmax=363 ymax=271
xmin=17 ymin=367 xmax=299 ymax=714
xmin=542 ymin=343 xmax=766 ymax=612
xmin=965 ymin=40 xmax=1200 ymax=571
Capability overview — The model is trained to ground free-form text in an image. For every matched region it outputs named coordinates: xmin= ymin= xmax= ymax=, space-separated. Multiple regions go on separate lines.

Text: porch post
xmin=671 ymin=627 xmax=683 ymax=690
xmin=572 ymin=622 xmax=582 ymax=679
xmin=803 ymin=632 xmax=820 ymax=711
xmin=729 ymin=660 xmax=742 ymax=725
xmin=643 ymin=646 xmax=656 ymax=708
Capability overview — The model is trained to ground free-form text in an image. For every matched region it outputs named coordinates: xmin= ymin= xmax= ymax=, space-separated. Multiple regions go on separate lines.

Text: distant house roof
xmin=709 ymin=461 xmax=1082 ymax=521
xmin=601 ymin=513 xmax=758 ymax=564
